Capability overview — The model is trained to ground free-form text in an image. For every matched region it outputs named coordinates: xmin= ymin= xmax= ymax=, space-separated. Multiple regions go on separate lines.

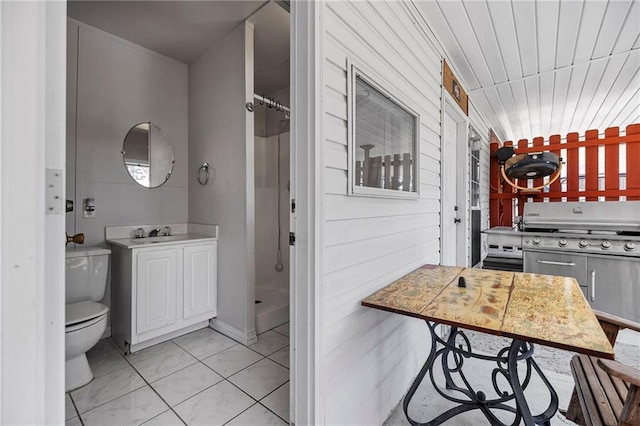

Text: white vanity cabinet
xmin=136 ymin=248 xmax=178 ymax=335
xmin=110 ymin=239 xmax=217 ymax=353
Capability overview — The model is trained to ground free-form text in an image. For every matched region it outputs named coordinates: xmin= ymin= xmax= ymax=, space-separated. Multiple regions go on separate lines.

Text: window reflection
xmin=354 ymin=76 xmax=417 ymax=193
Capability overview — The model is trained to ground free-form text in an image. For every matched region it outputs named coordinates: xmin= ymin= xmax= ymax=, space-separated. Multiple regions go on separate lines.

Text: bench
xmin=565 ymin=310 xmax=640 ymax=426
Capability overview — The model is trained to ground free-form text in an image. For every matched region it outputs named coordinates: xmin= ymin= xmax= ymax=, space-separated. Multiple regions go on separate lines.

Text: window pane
xmin=354 ymin=76 xmax=417 ymax=192
xmin=470 ymin=148 xmax=480 ymax=208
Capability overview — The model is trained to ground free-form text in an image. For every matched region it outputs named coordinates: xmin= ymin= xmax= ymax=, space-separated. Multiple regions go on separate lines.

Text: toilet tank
xmin=65 ymin=246 xmax=111 ymax=304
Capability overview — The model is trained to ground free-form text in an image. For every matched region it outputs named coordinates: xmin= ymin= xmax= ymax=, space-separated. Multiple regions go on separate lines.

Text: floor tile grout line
xmin=220 ymin=402 xmax=261 ymax=426
xmin=271 ymin=329 xmax=290 ymax=338
xmin=225 ymin=357 xmax=289 ymax=392
xmin=141 ymin=408 xmax=187 ymax=426
xmin=67 ymin=394 xmax=85 ymax=426
xmin=257 ymin=380 xmax=290 ymax=423
xmin=74 ymin=383 xmax=148 ymax=421
xmin=257 ymin=401 xmax=289 ymax=424
xmin=203 ymin=356 xmax=267 ymax=380
xmin=259 ymin=379 xmax=290 ymax=402
xmin=224 ymin=377 xmax=266 ymax=404
xmin=70 ymin=365 xmax=150 ymax=416
xmin=266 ymin=352 xmax=290 ymax=369
xmin=123 ymin=353 xmax=188 ymax=426
xmin=223 ymin=356 xmax=268 ymax=380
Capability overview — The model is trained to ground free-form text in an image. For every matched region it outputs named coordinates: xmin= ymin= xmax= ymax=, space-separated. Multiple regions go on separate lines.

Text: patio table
xmin=361 ymin=264 xmax=614 ymax=426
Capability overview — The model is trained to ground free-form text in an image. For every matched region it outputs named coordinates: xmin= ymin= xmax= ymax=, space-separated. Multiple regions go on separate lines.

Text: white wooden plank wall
xmin=321 ymin=1 xmax=445 ymax=423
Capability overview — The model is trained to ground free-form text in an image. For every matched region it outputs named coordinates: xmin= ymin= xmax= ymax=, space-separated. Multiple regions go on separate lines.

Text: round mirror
xmin=122 ymin=122 xmax=174 ymax=188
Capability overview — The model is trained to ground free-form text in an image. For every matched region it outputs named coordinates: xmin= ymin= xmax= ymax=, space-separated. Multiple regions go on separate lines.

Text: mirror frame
xmin=121 ymin=122 xmax=175 ymax=188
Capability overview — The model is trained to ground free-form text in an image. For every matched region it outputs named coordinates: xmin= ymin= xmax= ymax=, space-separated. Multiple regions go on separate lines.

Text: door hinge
xmin=289 ymin=232 xmax=295 ymax=246
xmin=291 ymin=199 xmax=296 ymax=213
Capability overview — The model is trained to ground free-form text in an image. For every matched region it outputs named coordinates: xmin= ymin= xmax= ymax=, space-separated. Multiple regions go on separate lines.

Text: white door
xmin=183 ymin=243 xmax=217 ymax=319
xmin=441 ymin=100 xmax=468 ymax=266
xmin=136 ymin=248 xmax=178 ymax=334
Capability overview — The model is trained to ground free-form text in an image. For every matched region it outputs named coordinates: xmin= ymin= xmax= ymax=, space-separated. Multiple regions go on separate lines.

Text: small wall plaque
xmin=443 ymin=59 xmax=468 ymax=115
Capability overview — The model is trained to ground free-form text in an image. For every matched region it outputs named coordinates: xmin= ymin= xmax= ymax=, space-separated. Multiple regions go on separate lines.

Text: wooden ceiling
xmin=417 ymin=0 xmax=639 ymax=142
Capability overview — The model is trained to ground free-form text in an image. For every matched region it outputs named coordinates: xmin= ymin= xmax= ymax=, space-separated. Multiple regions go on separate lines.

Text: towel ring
xmin=197 ymin=162 xmax=210 ymax=185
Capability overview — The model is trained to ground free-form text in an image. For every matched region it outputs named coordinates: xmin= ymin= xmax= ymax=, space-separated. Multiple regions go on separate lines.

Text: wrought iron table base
xmin=403 ymin=321 xmax=558 ymax=426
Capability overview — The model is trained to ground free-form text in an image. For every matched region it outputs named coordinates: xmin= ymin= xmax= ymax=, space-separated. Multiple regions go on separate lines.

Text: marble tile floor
xmin=66 ymin=323 xmax=291 ymax=426
xmin=384 ymin=327 xmax=640 ymax=425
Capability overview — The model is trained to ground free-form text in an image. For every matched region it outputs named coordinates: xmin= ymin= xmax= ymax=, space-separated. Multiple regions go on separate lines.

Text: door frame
xmin=440 ymin=89 xmax=470 ymax=266
xmin=0 ymin=1 xmax=67 ymax=423
xmin=290 ymin=1 xmax=323 ymax=424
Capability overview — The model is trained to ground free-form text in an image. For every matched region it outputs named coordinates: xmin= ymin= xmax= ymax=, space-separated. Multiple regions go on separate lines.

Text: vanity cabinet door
xmin=136 ymin=248 xmax=178 ymax=334
xmin=183 ymin=243 xmax=217 ymax=319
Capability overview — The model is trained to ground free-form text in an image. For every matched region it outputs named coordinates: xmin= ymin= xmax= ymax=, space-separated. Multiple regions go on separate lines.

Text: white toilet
xmin=65 ymin=246 xmax=110 ymax=392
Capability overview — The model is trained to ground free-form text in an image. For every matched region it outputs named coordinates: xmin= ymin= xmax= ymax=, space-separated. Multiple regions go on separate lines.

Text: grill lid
xmin=522 ymin=201 xmax=640 ymax=233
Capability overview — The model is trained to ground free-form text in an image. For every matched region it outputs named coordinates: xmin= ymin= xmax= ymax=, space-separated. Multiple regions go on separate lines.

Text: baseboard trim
xmin=126 ymin=321 xmax=209 ymax=354
xmin=209 ymin=318 xmax=257 ymax=345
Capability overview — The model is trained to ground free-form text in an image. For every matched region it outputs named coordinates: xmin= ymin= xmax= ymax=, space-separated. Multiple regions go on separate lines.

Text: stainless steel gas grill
xmin=521 ymin=201 xmax=640 ymax=323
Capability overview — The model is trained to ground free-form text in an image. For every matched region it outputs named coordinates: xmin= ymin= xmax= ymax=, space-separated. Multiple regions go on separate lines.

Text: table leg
xmin=403 ymin=321 xmax=559 ymax=426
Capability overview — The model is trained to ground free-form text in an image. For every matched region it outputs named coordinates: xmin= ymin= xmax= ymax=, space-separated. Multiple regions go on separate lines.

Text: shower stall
xmin=253 ymin=95 xmax=290 ymax=333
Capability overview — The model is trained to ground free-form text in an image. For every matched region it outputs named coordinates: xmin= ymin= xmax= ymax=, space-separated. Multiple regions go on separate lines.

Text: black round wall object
xmin=504 ymin=152 xmax=560 ymax=179
xmin=494 ymin=146 xmax=516 ymax=162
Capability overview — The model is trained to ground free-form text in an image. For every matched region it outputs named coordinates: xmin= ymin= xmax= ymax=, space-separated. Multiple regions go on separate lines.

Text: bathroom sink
xmin=133 ymin=235 xmax=187 ymax=244
xmin=107 ymin=233 xmax=217 ymax=249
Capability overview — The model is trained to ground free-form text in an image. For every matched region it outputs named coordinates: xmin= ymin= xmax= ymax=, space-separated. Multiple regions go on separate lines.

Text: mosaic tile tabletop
xmin=362 ymin=265 xmax=614 ymax=359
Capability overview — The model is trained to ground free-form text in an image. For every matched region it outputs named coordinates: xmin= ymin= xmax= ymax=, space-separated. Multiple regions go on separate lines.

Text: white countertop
xmin=107 ymin=233 xmax=217 ymax=249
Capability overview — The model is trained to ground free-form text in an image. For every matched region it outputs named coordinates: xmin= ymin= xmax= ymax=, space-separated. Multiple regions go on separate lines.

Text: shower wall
xmin=254 ymin=128 xmax=290 ymax=293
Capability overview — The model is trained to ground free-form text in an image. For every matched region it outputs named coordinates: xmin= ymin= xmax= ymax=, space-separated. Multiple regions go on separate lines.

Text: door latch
xmin=454 ymin=218 xmax=461 ymax=224
xmin=289 ymin=232 xmax=295 ymax=246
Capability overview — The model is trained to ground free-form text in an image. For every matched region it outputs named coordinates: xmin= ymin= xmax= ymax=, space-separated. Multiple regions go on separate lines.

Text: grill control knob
xmin=579 ymin=240 xmax=590 ymax=248
xmin=558 ymin=239 xmax=568 ymax=247
xmin=533 ymin=238 xmax=541 ymax=246
xmin=601 ymin=241 xmax=611 ymax=250
xmin=625 ymin=242 xmax=637 ymax=252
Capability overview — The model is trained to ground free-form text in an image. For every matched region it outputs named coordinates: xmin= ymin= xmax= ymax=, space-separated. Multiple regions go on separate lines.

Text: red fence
xmin=490 ymin=124 xmax=640 ymax=228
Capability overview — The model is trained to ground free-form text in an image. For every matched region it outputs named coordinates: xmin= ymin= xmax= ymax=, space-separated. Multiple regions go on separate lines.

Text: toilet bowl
xmin=65 ymin=300 xmax=109 ymax=391
xmin=65 ymin=246 xmax=111 ymax=392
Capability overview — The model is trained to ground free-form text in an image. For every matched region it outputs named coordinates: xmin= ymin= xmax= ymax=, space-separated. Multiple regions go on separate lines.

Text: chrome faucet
xmin=149 ymin=227 xmax=161 ymax=237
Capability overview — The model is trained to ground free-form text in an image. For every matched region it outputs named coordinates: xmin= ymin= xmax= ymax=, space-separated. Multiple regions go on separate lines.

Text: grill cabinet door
xmin=586 ymin=255 xmax=640 ymax=324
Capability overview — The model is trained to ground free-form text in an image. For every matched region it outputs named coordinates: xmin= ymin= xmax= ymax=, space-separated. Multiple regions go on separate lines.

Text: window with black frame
xmin=350 ymin=67 xmax=419 ymax=197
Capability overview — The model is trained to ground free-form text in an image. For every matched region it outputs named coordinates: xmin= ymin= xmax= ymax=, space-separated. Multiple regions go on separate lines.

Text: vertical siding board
xmin=548 ymin=134 xmax=562 ymax=201
xmin=627 ymin=124 xmax=640 ymax=200
xmin=321 ymin=2 xmax=447 ymax=423
xmin=322 ymin=2 xmax=495 ymax=422
xmin=604 ymin=127 xmax=620 ymax=201
xmin=585 ymin=129 xmax=600 ymax=201
xmin=566 ymin=132 xmax=580 ymax=201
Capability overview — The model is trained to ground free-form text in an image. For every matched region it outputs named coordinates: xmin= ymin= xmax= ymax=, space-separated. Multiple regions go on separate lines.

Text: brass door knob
xmin=66 ymin=233 xmax=85 ymax=246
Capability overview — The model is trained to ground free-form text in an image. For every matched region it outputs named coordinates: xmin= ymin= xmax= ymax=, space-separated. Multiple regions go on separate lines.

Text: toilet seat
xmin=66 ymin=300 xmax=108 ymax=333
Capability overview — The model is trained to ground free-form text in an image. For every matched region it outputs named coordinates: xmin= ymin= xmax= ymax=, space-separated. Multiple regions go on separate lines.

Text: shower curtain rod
xmin=253 ymin=94 xmax=291 ymax=113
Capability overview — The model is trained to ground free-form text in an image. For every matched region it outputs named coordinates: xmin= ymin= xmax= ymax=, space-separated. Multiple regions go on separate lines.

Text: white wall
xmin=67 ymin=20 xmax=189 ymax=247
xmin=311 ymin=2 xmax=496 ymax=423
xmin=189 ymin=22 xmax=256 ymax=342
xmin=320 ymin=1 xmax=445 ymax=423
xmin=1 ymin=1 xmax=66 ymax=423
